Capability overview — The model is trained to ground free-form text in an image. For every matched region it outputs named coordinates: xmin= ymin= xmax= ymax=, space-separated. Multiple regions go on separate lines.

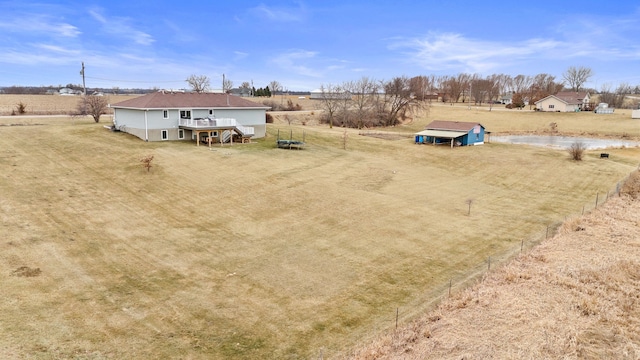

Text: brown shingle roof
xmin=555 ymin=91 xmax=589 ymax=105
xmin=110 ymin=92 xmax=270 ymax=109
xmin=426 ymin=120 xmax=483 ymax=131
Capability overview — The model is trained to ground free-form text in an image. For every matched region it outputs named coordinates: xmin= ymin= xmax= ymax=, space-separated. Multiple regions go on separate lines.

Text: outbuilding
xmin=415 ymin=120 xmax=487 ymax=148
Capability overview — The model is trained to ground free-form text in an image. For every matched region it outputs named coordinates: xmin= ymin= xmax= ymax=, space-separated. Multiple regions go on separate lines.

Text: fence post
xmin=449 ymin=279 xmax=452 ymax=297
xmin=395 ymin=308 xmax=399 ymax=329
xmin=595 ymin=192 xmax=599 ymax=208
xmin=488 ymin=256 xmax=491 ymax=271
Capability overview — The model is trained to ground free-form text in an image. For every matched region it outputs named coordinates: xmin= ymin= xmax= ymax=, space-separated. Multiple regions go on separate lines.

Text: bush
xmin=568 ymin=141 xmax=586 ymax=161
xmin=15 ymin=102 xmax=27 ymax=114
xmin=265 ymin=113 xmax=273 ymax=123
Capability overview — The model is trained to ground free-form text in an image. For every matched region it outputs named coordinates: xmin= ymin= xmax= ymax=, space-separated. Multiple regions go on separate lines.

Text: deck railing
xmin=179 ymin=117 xmax=255 ymax=138
xmin=178 ymin=117 xmax=238 ymax=128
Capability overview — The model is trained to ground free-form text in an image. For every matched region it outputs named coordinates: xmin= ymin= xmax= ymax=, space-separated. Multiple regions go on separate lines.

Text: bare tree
xmin=269 ymin=80 xmax=282 ymax=97
xmin=346 ymin=77 xmax=379 ymax=128
xmin=562 ymin=66 xmax=593 ymax=92
xmin=317 ymin=83 xmax=344 ymax=129
xmin=222 ymin=78 xmax=233 ymax=93
xmin=599 ymin=83 xmax=631 ymax=108
xmin=443 ymin=73 xmax=469 ymax=104
xmin=186 ymin=74 xmax=210 ymax=93
xmin=77 ymin=95 xmax=109 ymax=123
xmin=509 ymin=75 xmax=533 ymax=95
xmin=379 ymin=76 xmax=415 ymax=126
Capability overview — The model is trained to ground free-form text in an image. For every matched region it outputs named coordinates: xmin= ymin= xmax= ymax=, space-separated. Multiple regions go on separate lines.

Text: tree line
xmin=313 ymin=66 xmax=639 ymax=129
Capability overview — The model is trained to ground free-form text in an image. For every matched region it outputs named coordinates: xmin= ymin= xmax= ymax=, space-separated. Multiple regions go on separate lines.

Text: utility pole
xmin=80 ymin=62 xmax=86 ymax=95
xmin=80 ymin=62 xmax=87 ymax=114
xmin=222 ymin=73 xmax=225 ymax=93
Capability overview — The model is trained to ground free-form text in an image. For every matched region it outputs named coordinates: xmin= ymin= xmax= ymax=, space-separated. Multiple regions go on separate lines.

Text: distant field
xmin=1 ymin=99 xmax=639 ymax=358
xmin=0 ymin=94 xmax=140 ymax=116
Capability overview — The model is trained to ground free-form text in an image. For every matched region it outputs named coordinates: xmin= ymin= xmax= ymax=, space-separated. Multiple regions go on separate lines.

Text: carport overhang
xmin=415 ymin=129 xmax=467 ymax=148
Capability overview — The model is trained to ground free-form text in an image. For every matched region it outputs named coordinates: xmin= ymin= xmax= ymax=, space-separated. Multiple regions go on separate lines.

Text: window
xmin=548 ymin=104 xmax=555 ymax=109
xmin=209 ymin=109 xmax=214 ymax=116
xmin=161 ymin=130 xmax=168 ymax=140
xmin=163 ymin=110 xmax=168 ymax=119
xmin=178 ymin=129 xmax=184 ymax=139
xmin=180 ymin=110 xmax=191 ymax=119
xmin=210 ymin=131 xmax=218 ymax=137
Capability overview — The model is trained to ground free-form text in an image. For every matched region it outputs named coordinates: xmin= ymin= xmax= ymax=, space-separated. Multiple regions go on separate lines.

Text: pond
xmin=491 ymin=135 xmax=640 ymax=150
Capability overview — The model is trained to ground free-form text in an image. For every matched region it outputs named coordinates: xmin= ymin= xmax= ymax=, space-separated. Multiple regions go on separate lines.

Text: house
xmin=500 ymin=93 xmax=513 ymax=105
xmin=415 ymin=120 xmax=487 ymax=147
xmin=59 ymin=87 xmax=79 ymax=96
xmin=535 ymin=91 xmax=591 ymax=112
xmin=109 ymin=91 xmax=270 ymax=143
xmin=309 ymin=88 xmax=352 ymax=100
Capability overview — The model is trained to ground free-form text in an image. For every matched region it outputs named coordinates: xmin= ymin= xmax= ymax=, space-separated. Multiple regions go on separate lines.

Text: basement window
xmin=161 ymin=130 xmax=168 ymax=140
xmin=178 ymin=129 xmax=184 ymax=139
xmin=180 ymin=110 xmax=191 ymax=119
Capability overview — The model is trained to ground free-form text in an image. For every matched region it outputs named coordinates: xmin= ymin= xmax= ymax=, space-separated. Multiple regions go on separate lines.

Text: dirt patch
xmin=11 ymin=266 xmax=42 ymax=277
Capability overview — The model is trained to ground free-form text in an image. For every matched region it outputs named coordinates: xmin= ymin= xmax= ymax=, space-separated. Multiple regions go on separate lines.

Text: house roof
xmin=110 ymin=91 xmax=270 ymax=109
xmin=555 ymin=91 xmax=590 ymax=105
xmin=534 ymin=94 xmax=567 ymax=105
xmin=425 ymin=120 xmax=484 ymax=132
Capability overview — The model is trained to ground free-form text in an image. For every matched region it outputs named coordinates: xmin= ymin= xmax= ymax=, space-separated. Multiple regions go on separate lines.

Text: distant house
xmin=535 ymin=91 xmax=591 ymax=112
xmin=109 ymin=91 xmax=270 ymax=143
xmin=59 ymin=87 xmax=78 ymax=96
xmin=309 ymin=88 xmax=351 ymax=100
xmin=415 ymin=120 xmax=487 ymax=147
xmin=500 ymin=93 xmax=513 ymax=105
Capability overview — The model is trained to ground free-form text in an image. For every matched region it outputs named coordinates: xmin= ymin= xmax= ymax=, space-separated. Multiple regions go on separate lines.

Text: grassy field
xmin=0 ymin=94 xmax=138 ymax=116
xmin=1 ymin=99 xmax=639 ymax=358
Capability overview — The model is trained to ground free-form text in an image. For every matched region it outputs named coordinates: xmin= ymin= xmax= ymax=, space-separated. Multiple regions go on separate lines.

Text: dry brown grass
xmin=0 ymin=94 xmax=140 ymax=116
xmin=347 ymin=179 xmax=640 ymax=359
xmin=0 ymin=99 xmax=639 ymax=359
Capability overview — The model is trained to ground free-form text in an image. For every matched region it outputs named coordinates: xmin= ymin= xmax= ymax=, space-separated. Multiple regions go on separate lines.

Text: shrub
xmin=265 ymin=113 xmax=274 ymax=123
xmin=15 ymin=102 xmax=27 ymax=114
xmin=568 ymin=141 xmax=586 ymax=161
xmin=140 ymin=155 xmax=154 ymax=172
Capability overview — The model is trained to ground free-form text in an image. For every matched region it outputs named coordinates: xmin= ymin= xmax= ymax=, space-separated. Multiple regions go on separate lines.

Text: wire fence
xmin=320 ymin=171 xmax=638 ymax=359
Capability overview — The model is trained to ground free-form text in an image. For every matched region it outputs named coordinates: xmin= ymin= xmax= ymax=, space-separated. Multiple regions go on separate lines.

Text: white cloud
xmin=0 ymin=15 xmax=80 ymax=38
xmin=271 ymin=50 xmax=322 ymax=77
xmin=88 ymin=8 xmax=155 ymax=46
xmin=249 ymin=3 xmax=306 ymax=22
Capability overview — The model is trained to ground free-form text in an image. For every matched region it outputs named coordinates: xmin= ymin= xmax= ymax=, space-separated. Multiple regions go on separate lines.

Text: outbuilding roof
xmin=425 ymin=120 xmax=484 ymax=132
xmin=110 ymin=91 xmax=270 ymax=110
xmin=415 ymin=129 xmax=467 ymax=138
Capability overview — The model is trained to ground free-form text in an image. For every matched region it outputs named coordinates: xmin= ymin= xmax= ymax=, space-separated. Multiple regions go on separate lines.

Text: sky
xmin=1 ymin=1 xmax=639 ymax=91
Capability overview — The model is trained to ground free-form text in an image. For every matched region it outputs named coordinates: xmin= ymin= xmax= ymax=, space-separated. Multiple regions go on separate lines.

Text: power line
xmin=85 ymin=76 xmax=184 ymax=84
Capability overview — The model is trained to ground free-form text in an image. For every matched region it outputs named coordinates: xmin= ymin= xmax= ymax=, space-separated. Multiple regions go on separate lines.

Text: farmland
xmin=1 ymin=95 xmax=639 ymax=359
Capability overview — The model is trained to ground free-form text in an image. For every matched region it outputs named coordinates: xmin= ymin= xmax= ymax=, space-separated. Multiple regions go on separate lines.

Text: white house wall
xmin=537 ymin=97 xmax=566 ymax=112
xmin=114 ymin=107 xmax=267 ymax=140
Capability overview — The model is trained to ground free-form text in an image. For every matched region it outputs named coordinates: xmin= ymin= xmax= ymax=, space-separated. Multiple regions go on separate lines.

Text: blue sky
xmin=1 ymin=1 xmax=639 ymax=91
